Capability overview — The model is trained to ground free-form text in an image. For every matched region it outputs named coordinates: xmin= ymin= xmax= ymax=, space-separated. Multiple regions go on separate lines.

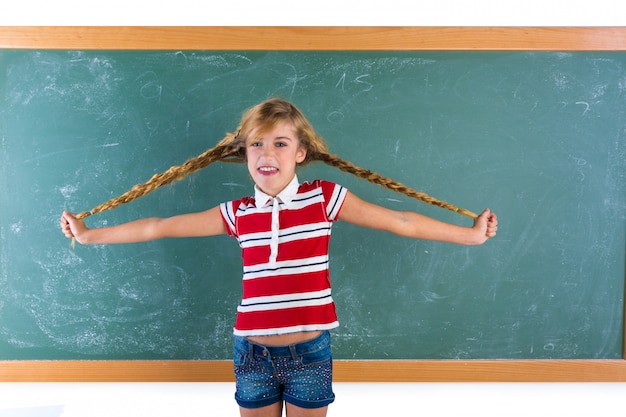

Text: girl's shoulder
xmin=299 ymin=179 xmax=341 ymax=191
xmin=299 ymin=180 xmax=348 ymax=220
xmin=299 ymin=179 xmax=345 ymax=199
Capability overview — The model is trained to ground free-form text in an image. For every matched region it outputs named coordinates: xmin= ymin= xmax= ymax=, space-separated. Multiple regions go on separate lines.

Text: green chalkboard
xmin=1 ymin=51 xmax=625 ymax=360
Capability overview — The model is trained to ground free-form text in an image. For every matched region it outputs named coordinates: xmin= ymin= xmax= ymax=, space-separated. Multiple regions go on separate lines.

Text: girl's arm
xmin=338 ymin=191 xmax=497 ymax=245
xmin=60 ymin=206 xmax=227 ymax=245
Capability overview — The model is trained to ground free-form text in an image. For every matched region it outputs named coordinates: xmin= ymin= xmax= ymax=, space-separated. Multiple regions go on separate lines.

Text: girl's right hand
xmin=60 ymin=210 xmax=87 ymax=242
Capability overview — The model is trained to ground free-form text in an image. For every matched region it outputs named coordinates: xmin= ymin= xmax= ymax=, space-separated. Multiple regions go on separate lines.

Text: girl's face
xmin=246 ymin=121 xmax=307 ymax=197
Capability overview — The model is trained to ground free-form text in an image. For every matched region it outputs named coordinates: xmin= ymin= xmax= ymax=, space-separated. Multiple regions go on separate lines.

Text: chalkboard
xmin=1 ymin=50 xmax=624 ymax=361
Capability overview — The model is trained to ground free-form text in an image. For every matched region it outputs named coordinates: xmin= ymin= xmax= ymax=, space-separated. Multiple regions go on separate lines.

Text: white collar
xmin=254 ymin=174 xmax=300 ymax=207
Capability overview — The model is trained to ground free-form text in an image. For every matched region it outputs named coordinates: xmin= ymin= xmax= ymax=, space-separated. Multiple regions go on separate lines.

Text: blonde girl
xmin=61 ymin=98 xmax=497 ymax=417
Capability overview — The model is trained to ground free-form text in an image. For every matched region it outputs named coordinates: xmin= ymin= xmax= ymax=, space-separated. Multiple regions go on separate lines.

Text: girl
xmin=60 ymin=98 xmax=497 ymax=417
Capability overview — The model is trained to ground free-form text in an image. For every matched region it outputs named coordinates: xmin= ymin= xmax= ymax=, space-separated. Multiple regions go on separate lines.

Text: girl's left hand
xmin=474 ymin=208 xmax=498 ymax=242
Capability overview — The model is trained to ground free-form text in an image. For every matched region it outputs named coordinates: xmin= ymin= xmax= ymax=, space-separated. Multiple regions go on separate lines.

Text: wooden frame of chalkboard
xmin=1 ymin=26 xmax=625 ymax=382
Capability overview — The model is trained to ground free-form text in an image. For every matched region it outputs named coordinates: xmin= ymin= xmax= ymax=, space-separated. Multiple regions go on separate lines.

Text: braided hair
xmin=75 ymin=98 xmax=476 ymax=221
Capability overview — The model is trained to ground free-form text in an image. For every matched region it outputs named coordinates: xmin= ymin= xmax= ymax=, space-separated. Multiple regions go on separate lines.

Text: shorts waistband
xmin=236 ymin=331 xmax=330 ymax=360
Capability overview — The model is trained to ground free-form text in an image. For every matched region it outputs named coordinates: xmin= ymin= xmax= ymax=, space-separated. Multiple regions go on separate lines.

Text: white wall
xmin=1 ymin=0 xmax=625 ymax=26
xmin=1 ymin=382 xmax=625 ymax=417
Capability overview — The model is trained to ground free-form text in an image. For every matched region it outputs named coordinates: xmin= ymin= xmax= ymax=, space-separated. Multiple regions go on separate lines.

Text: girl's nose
xmin=261 ymin=145 xmax=275 ymax=157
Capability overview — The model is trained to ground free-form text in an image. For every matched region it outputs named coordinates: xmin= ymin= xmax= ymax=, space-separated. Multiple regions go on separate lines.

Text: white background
xmin=1 ymin=382 xmax=625 ymax=417
xmin=0 ymin=0 xmax=625 ymax=26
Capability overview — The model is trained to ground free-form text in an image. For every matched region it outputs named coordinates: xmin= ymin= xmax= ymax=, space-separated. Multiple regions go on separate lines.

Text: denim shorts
xmin=233 ymin=331 xmax=335 ymax=409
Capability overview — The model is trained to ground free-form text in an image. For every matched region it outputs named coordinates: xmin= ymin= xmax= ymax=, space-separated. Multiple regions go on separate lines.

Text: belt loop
xmin=247 ymin=338 xmax=254 ymax=359
xmin=289 ymin=344 xmax=299 ymax=361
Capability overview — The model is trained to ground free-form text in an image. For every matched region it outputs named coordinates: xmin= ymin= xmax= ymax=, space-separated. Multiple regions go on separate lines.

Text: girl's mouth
xmin=258 ymin=166 xmax=278 ymax=175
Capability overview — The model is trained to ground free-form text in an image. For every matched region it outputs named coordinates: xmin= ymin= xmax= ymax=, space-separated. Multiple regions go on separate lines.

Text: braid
xmin=76 ymin=146 xmax=475 ymax=221
xmin=314 ymin=152 xmax=477 ymax=219
xmin=75 ymin=144 xmax=476 ymax=221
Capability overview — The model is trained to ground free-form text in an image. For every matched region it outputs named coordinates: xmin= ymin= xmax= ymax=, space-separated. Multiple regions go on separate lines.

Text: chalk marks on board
xmin=6 ymin=246 xmax=205 ymax=358
xmin=1 ymin=50 xmax=625 ymax=361
xmin=136 ymin=71 xmax=163 ymax=101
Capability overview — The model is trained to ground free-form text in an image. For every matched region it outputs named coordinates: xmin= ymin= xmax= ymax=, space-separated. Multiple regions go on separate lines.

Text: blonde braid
xmin=75 ymin=133 xmax=243 ymax=220
xmin=74 ymin=99 xmax=475 ymax=221
xmin=314 ymin=152 xmax=477 ymax=219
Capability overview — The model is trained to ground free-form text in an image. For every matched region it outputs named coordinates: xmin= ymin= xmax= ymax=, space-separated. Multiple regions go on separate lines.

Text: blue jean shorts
xmin=233 ymin=331 xmax=335 ymax=409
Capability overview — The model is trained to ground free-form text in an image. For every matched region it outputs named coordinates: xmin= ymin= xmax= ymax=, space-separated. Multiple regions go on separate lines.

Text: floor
xmin=0 ymin=382 xmax=624 ymax=417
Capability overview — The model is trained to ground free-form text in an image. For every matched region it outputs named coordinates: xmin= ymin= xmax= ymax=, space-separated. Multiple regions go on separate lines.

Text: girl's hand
xmin=473 ymin=208 xmax=498 ymax=244
xmin=60 ymin=210 xmax=88 ymax=242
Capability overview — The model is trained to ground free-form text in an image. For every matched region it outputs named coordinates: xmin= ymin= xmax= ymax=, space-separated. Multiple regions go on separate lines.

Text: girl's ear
xmin=296 ymin=146 xmax=307 ymax=164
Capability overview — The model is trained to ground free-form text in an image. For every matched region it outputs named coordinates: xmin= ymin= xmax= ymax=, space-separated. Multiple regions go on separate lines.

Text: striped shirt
xmin=220 ymin=175 xmax=348 ymax=336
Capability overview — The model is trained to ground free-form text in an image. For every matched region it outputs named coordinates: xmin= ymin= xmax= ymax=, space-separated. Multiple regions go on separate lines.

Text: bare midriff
xmin=246 ymin=331 xmax=322 ymax=347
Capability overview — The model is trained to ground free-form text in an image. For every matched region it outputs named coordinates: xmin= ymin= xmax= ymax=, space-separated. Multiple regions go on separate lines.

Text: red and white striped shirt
xmin=220 ymin=175 xmax=348 ymax=336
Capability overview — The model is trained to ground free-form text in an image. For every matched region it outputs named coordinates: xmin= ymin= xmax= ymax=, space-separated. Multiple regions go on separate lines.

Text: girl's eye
xmin=275 ymin=142 xmax=287 ymax=147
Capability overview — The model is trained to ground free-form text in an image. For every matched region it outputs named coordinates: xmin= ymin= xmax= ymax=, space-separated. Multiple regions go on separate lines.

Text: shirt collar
xmin=254 ymin=174 xmax=300 ymax=207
